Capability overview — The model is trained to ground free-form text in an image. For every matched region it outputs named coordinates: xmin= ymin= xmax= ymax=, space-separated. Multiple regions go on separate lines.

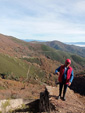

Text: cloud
xmin=0 ymin=0 xmax=85 ymax=42
xmin=74 ymin=1 xmax=85 ymax=14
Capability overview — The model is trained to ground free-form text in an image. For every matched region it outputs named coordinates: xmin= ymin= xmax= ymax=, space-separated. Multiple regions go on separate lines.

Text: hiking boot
xmin=57 ymin=96 xmax=61 ymax=100
xmin=62 ymin=97 xmax=66 ymax=101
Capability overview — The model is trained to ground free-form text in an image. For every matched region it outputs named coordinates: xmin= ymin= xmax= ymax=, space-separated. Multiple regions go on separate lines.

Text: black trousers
xmin=59 ymin=82 xmax=68 ymax=97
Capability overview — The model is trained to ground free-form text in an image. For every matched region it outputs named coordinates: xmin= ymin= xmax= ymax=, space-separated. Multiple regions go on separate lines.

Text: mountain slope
xmin=40 ymin=44 xmax=85 ymax=70
xmin=48 ymin=86 xmax=85 ymax=113
xmin=0 ymin=53 xmax=29 ymax=79
xmin=0 ymin=34 xmax=32 ymax=57
xmin=0 ymin=34 xmax=85 ymax=71
xmin=12 ymin=85 xmax=85 ymax=112
xmin=0 ymin=33 xmax=85 ymax=112
xmin=42 ymin=41 xmax=85 ymax=57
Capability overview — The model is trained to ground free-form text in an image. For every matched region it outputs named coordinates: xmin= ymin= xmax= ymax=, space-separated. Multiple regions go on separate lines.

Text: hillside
xmin=0 ymin=34 xmax=85 ymax=88
xmin=48 ymin=86 xmax=85 ymax=113
xmin=0 ymin=79 xmax=85 ymax=112
xmin=0 ymin=34 xmax=33 ymax=57
xmin=0 ymin=53 xmax=28 ymax=79
xmin=0 ymin=34 xmax=85 ymax=78
xmin=42 ymin=41 xmax=85 ymax=57
xmin=0 ymin=77 xmax=45 ymax=100
xmin=0 ymin=33 xmax=85 ymax=112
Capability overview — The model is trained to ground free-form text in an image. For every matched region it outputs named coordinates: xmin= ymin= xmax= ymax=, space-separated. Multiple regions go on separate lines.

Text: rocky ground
xmin=0 ymin=78 xmax=85 ymax=113
xmin=0 ymin=78 xmax=45 ymax=100
xmin=47 ymin=86 xmax=85 ymax=113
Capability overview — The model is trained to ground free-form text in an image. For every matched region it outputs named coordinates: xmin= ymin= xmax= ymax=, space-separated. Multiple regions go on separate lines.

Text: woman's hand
xmin=68 ymin=82 xmax=71 ymax=86
xmin=56 ymin=72 xmax=60 ymax=75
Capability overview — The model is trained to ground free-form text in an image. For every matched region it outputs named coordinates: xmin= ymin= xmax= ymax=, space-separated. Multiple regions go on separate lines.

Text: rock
xmin=39 ymin=85 xmax=57 ymax=112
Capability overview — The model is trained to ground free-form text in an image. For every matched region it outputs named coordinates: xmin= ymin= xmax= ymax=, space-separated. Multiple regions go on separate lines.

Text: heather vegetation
xmin=71 ymin=54 xmax=85 ymax=66
xmin=0 ymin=34 xmax=85 ymax=112
xmin=43 ymin=41 xmax=85 ymax=57
xmin=0 ymin=34 xmax=84 ymax=91
xmin=0 ymin=34 xmax=85 ymax=82
xmin=23 ymin=57 xmax=41 ymax=65
xmin=0 ymin=53 xmax=46 ymax=82
xmin=41 ymin=45 xmax=85 ymax=70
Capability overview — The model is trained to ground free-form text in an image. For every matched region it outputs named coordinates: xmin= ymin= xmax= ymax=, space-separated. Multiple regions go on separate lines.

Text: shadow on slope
xmin=70 ymin=75 xmax=85 ymax=96
xmin=14 ymin=99 xmax=40 ymax=113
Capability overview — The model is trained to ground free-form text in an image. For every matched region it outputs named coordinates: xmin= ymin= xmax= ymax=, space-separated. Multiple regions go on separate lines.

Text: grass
xmin=41 ymin=44 xmax=85 ymax=69
xmin=23 ymin=57 xmax=41 ymax=65
xmin=0 ymin=53 xmax=29 ymax=79
xmin=27 ymin=64 xmax=45 ymax=79
xmin=1 ymin=100 xmax=10 ymax=108
xmin=1 ymin=100 xmax=10 ymax=113
xmin=0 ymin=53 xmax=46 ymax=82
xmin=71 ymin=54 xmax=85 ymax=66
xmin=0 ymin=86 xmax=6 ymax=90
xmin=41 ymin=45 xmax=71 ymax=63
xmin=0 ymin=42 xmax=84 ymax=84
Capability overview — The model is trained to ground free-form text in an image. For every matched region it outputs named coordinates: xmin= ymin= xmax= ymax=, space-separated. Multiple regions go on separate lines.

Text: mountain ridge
xmin=42 ymin=40 xmax=85 ymax=57
xmin=0 ymin=33 xmax=85 ymax=68
xmin=21 ymin=38 xmax=85 ymax=57
xmin=22 ymin=38 xmax=85 ymax=47
xmin=0 ymin=33 xmax=85 ymax=112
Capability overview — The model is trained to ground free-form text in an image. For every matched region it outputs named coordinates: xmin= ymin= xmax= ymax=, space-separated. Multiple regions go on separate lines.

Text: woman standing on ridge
xmin=55 ymin=59 xmax=74 ymax=101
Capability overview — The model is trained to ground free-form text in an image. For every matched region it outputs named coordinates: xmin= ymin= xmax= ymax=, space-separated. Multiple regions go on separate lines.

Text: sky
xmin=0 ymin=0 xmax=85 ymax=42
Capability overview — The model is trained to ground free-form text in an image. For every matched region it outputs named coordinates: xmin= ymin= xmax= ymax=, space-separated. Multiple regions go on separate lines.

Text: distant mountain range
xmin=42 ymin=41 xmax=85 ymax=57
xmin=22 ymin=39 xmax=85 ymax=57
xmin=22 ymin=39 xmax=85 ymax=47
xmin=22 ymin=39 xmax=46 ymax=42
xmin=65 ymin=42 xmax=85 ymax=47
xmin=65 ymin=42 xmax=85 ymax=45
